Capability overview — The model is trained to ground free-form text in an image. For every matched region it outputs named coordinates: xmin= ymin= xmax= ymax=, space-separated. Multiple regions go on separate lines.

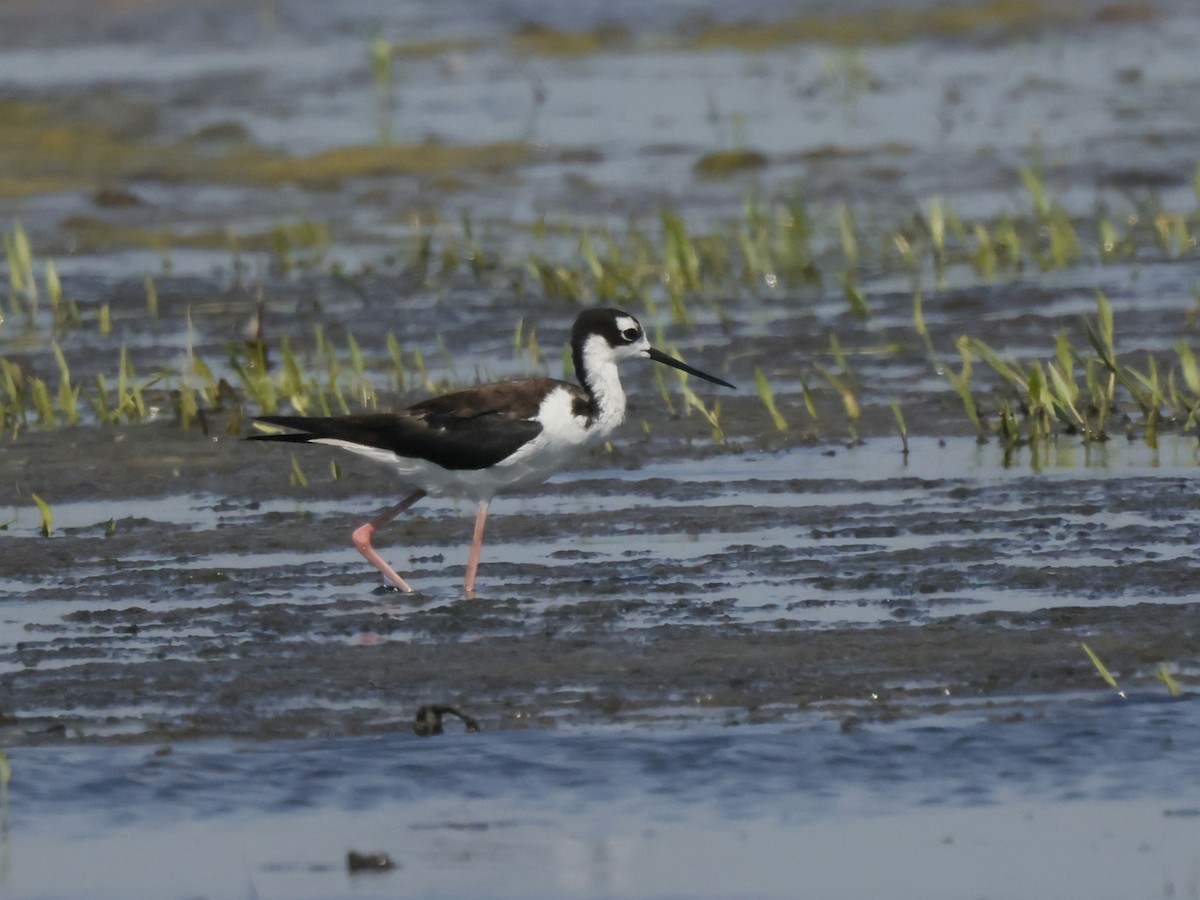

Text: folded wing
xmin=249 ymin=378 xmax=575 ymax=471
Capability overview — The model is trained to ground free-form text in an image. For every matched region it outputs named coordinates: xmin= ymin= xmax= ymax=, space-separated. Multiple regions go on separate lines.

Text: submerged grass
xmin=30 ymin=492 xmax=52 ymax=538
xmin=1081 ymin=642 xmax=1124 ymax=697
xmin=949 ymin=290 xmax=1200 ymax=450
xmin=2 ymin=137 xmax=1199 ymax=445
xmin=490 ymin=0 xmax=1081 ymax=57
xmin=1078 ymin=643 xmax=1180 ymax=700
xmin=754 ymin=367 xmax=788 ymax=432
xmin=0 ymin=98 xmax=537 ymax=202
xmin=692 ymin=0 xmax=1078 ymax=51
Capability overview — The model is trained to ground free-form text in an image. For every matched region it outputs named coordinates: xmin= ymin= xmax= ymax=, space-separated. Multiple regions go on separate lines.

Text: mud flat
xmin=2 ymin=0 xmax=1200 ymax=896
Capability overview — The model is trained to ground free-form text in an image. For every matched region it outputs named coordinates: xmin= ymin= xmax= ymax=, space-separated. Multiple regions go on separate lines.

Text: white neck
xmin=580 ymin=335 xmax=627 ymax=437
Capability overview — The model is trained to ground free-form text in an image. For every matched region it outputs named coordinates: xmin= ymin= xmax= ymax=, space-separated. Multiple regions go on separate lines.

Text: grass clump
xmin=950 ymin=292 xmax=1200 ymax=450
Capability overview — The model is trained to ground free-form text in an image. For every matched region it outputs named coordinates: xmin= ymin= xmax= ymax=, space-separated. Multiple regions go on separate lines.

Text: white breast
xmin=491 ymin=385 xmax=613 ymax=491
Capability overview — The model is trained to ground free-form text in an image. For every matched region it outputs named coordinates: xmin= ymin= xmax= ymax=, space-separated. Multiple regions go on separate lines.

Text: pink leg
xmin=351 ymin=490 xmax=427 ymax=592
xmin=463 ymin=501 xmax=489 ymax=595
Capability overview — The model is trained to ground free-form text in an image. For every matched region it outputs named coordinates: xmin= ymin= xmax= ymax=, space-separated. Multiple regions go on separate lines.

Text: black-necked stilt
xmin=249 ymin=307 xmax=734 ymax=594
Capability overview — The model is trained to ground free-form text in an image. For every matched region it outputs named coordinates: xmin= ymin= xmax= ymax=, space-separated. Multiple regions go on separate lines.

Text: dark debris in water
xmin=346 ymin=850 xmax=397 ymax=873
xmin=413 ymin=704 xmax=481 ymax=737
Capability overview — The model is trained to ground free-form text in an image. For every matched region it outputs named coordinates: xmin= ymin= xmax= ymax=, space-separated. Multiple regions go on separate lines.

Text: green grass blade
xmin=1081 ymin=642 xmax=1123 ymax=696
xmin=0 ymin=748 xmax=9 ymax=813
xmin=32 ymin=492 xmax=53 ymax=537
xmin=912 ymin=289 xmax=926 ymax=338
xmin=1155 ymin=664 xmax=1181 ymax=697
xmin=888 ymin=399 xmax=909 ymax=454
xmin=145 ymin=276 xmax=159 ymax=317
xmin=795 ymin=369 xmax=819 ymax=421
xmin=289 ymin=453 xmax=308 ymax=488
xmin=1177 ymin=342 xmax=1200 ymax=396
xmin=753 ymin=366 xmax=788 ymax=432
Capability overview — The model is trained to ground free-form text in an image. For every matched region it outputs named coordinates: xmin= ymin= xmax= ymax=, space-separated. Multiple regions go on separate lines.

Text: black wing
xmin=249 ymin=378 xmax=577 ymax=471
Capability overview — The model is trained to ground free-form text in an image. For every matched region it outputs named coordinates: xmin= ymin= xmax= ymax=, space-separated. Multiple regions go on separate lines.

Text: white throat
xmin=580 ymin=334 xmax=628 ymax=438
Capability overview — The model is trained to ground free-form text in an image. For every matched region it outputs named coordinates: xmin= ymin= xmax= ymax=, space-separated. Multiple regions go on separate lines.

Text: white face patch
xmin=615 ymin=315 xmax=640 ymax=336
xmin=610 ymin=316 xmax=650 ymax=361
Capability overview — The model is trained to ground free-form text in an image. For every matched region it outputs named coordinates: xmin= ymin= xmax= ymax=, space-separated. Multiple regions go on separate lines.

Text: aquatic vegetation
xmin=2 ymin=144 xmax=1199 ymax=449
xmin=816 ymin=365 xmax=860 ymax=444
xmin=680 ymin=380 xmax=724 ymax=442
xmin=754 ymin=367 xmax=788 ymax=432
xmin=481 ymin=0 xmax=1088 ymax=60
xmin=512 ymin=317 xmax=546 ymax=373
xmin=0 ymin=749 xmax=9 ymax=836
xmin=692 ymin=0 xmax=1078 ymax=51
xmin=1156 ymin=665 xmax=1182 ymax=697
xmin=509 ymin=22 xmax=631 ymax=57
xmin=841 ymin=272 xmax=869 ymax=320
xmin=795 ymin=369 xmax=819 ymax=425
xmin=269 ymin=221 xmax=331 ymax=274
xmin=951 ymin=291 xmax=1200 ymax=449
xmin=888 ymin=400 xmax=909 ymax=455
xmin=31 ymin=492 xmax=52 ymax=537
xmin=837 ymin=203 xmax=859 ymax=270
xmin=0 ymin=98 xmax=538 ymax=203
xmin=813 ymin=336 xmax=861 ymax=444
xmin=4 ymin=222 xmax=37 ymax=327
xmin=51 ymin=342 xmax=80 ymax=425
xmin=820 ymin=47 xmax=877 ymax=114
xmin=945 ymin=337 xmax=982 ymax=436
xmin=1081 ymin=642 xmax=1124 ymax=698
xmin=219 ymin=141 xmax=538 ymax=189
xmin=289 ymin=453 xmax=309 ymax=488
xmin=369 ymin=32 xmax=398 ymax=143
xmin=1080 ymin=639 xmax=1188 ymax=704
xmin=113 ymin=346 xmax=151 ymax=424
xmin=693 ymin=150 xmax=769 ymax=178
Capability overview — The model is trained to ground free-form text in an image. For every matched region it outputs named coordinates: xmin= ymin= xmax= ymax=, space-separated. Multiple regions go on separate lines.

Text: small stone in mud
xmin=413 ymin=704 xmax=481 ymax=736
xmin=346 ymin=851 xmax=396 ymax=873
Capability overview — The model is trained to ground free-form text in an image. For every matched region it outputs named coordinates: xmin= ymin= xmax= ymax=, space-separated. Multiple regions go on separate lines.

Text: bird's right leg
xmin=351 ymin=490 xmax=427 ymax=592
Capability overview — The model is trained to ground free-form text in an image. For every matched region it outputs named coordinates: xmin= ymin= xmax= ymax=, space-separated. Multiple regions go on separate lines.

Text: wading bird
xmin=249 ymin=307 xmax=734 ymax=594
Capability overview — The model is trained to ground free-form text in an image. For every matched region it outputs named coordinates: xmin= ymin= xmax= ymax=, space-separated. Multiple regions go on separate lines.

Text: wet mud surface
xmin=2 ymin=427 xmax=1198 ymax=745
xmin=2 ymin=0 xmax=1200 ymax=896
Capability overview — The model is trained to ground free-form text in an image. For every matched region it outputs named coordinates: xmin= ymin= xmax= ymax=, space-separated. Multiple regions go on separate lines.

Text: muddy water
xmin=2 ymin=424 xmax=1199 ymax=896
xmin=2 ymin=0 xmax=1200 ymax=897
xmin=5 ymin=700 xmax=1200 ymax=899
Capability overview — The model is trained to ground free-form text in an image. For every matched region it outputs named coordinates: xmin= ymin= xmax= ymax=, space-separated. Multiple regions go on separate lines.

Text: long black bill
xmin=646 ymin=347 xmax=735 ymax=389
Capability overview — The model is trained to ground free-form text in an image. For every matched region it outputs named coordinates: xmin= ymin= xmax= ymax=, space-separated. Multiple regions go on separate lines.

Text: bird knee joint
xmin=351 ymin=523 xmax=375 ymax=550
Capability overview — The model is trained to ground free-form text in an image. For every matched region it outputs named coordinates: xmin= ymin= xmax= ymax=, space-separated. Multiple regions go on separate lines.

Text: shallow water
xmin=5 ymin=698 xmax=1199 ymax=898
xmin=3 ymin=0 xmax=1200 ymax=896
xmin=3 ymin=435 xmax=1199 ymax=672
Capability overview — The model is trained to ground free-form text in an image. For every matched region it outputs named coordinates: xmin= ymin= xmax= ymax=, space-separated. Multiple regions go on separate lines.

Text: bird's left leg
xmin=352 ymin=490 xmax=427 ymax=592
